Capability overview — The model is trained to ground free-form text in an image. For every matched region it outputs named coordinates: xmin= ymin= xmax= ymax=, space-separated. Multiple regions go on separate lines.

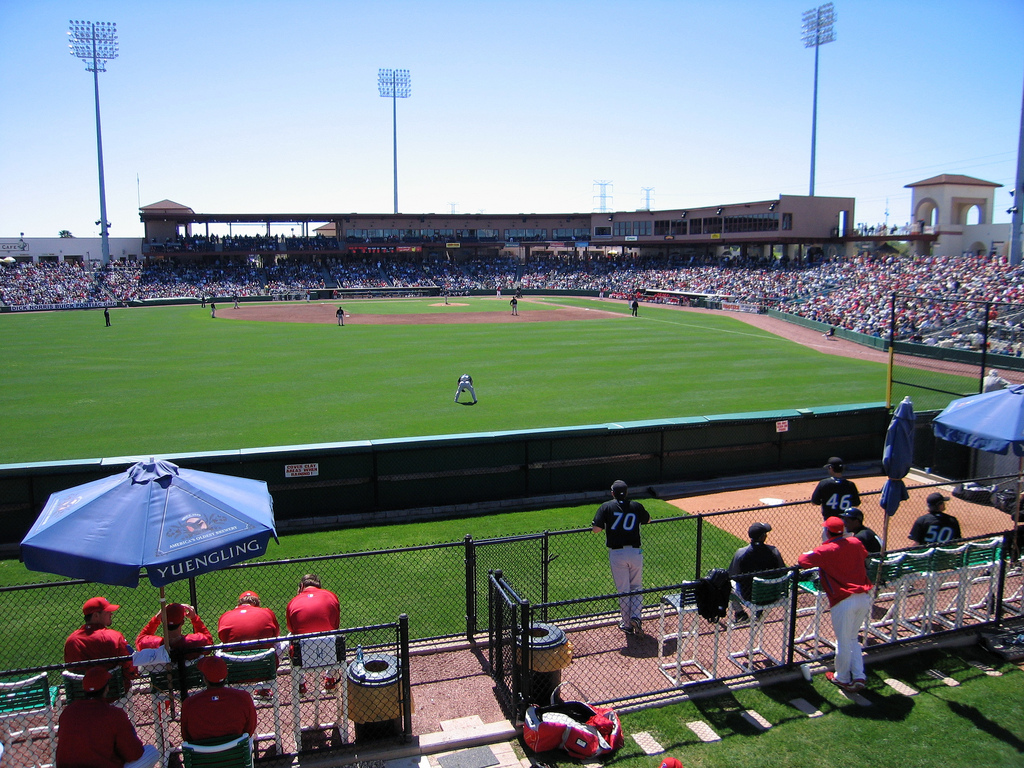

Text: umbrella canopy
xmin=880 ymin=396 xmax=916 ymax=517
xmin=933 ymin=384 xmax=1024 ymax=455
xmin=21 ymin=458 xmax=277 ymax=588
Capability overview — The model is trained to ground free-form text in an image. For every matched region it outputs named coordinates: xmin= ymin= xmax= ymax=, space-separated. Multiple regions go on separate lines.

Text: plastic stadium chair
xmin=726 ymin=570 xmax=793 ymax=672
xmin=0 ymin=673 xmax=57 ymax=767
xmin=181 ymin=733 xmax=253 ymax=768
xmin=217 ymin=648 xmax=282 ymax=753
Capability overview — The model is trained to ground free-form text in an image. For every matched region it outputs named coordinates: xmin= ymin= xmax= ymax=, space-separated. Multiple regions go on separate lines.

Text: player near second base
xmin=454 ymin=373 xmax=477 ymax=404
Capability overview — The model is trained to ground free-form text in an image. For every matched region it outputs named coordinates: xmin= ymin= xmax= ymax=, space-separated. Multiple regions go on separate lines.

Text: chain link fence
xmin=1 ymin=476 xmax=1021 ymax=763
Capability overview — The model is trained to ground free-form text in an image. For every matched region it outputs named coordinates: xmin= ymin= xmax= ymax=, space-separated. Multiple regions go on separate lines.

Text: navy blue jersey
xmin=810 ymin=477 xmax=861 ymax=518
xmin=592 ymin=499 xmax=650 ymax=548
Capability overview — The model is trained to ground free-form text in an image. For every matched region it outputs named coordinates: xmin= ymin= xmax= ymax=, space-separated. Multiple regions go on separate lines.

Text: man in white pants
xmin=591 ymin=480 xmax=651 ymax=634
xmin=454 ymin=373 xmax=477 ymax=404
xmin=798 ymin=516 xmax=873 ymax=692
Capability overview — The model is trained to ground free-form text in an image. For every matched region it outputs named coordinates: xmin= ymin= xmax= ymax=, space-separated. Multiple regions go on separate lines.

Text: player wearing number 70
xmin=810 ymin=456 xmax=861 ymax=520
xmin=592 ymin=480 xmax=651 ymax=635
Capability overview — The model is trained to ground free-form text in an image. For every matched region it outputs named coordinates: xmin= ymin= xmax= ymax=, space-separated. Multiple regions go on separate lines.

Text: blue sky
xmin=1 ymin=0 xmax=1021 ymax=239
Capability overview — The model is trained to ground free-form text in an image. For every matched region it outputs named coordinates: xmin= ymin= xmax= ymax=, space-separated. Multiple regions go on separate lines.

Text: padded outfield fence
xmin=0 ymin=477 xmax=1021 ymax=763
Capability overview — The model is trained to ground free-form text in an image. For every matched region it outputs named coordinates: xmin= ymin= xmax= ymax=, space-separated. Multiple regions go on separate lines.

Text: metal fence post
xmin=465 ymin=534 xmax=477 ymax=639
xmin=541 ymin=531 xmax=550 ymax=623
xmin=399 ymin=613 xmax=413 ymax=741
xmin=518 ymin=598 xmax=532 ymax=721
xmin=695 ymin=515 xmax=704 ymax=579
xmin=787 ymin=565 xmax=799 ymax=667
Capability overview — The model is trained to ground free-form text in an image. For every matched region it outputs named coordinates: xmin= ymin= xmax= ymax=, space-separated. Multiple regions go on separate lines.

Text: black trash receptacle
xmin=516 ymin=622 xmax=573 ymax=705
xmin=347 ymin=653 xmax=404 ymax=741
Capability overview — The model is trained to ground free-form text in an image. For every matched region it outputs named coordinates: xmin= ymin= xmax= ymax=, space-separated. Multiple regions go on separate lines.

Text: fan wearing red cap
xmin=56 ymin=666 xmax=160 ymax=768
xmin=660 ymin=758 xmax=684 ymax=768
xmin=63 ymin=596 xmax=137 ymax=681
xmin=798 ymin=517 xmax=874 ymax=692
xmin=180 ymin=655 xmax=258 ymax=744
xmin=135 ymin=603 xmax=213 ymax=660
xmin=218 ymin=590 xmax=281 ymax=646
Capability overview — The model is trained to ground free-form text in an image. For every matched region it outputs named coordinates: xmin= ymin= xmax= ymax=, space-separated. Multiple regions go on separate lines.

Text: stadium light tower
xmin=802 ymin=3 xmax=836 ymax=197
xmin=378 ymin=68 xmax=411 ymax=214
xmin=68 ymin=20 xmax=118 ymax=265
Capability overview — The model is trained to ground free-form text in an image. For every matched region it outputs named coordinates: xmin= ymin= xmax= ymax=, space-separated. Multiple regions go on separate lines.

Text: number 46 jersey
xmin=810 ymin=477 xmax=861 ymax=519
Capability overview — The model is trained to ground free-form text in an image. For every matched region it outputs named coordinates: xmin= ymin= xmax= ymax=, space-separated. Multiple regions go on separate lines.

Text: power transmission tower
xmin=593 ymin=180 xmax=613 ymax=213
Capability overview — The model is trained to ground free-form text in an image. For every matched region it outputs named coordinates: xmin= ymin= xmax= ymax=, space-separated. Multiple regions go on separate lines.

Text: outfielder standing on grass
xmin=454 ymin=373 xmax=477 ymax=404
xmin=798 ymin=516 xmax=873 ymax=692
xmin=592 ymin=480 xmax=651 ymax=635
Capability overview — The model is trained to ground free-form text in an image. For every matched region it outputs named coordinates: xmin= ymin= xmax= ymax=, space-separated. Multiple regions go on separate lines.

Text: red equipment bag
xmin=523 ymin=700 xmax=624 ymax=759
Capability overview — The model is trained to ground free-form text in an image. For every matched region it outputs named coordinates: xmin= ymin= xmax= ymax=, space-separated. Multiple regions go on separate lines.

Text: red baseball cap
xmin=83 ymin=597 xmax=119 ymax=616
xmin=238 ymin=590 xmax=259 ymax=601
xmin=82 ymin=666 xmax=111 ymax=692
xmin=660 ymin=758 xmax=684 ymax=768
xmin=824 ymin=516 xmax=846 ymax=534
xmin=165 ymin=603 xmax=186 ymax=625
xmin=197 ymin=655 xmax=228 ymax=684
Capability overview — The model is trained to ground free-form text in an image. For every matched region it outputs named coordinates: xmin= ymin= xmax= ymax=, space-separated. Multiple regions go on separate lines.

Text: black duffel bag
xmin=952 ymin=482 xmax=997 ymax=505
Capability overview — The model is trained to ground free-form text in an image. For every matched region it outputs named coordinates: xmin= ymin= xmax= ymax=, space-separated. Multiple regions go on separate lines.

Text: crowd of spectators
xmin=0 ymin=261 xmax=105 ymax=305
xmin=3 ymin=252 xmax=1023 ymax=354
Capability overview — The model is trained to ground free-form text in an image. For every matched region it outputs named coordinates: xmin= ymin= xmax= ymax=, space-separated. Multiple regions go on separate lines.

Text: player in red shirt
xmin=64 ymin=596 xmax=137 ymax=682
xmin=135 ymin=603 xmax=213 ymax=660
xmin=286 ymin=574 xmax=341 ymax=690
xmin=180 ymin=656 xmax=257 ymax=744
xmin=56 ymin=666 xmax=159 ymax=768
xmin=286 ymin=574 xmax=340 ymax=634
xmin=798 ymin=516 xmax=874 ymax=692
xmin=218 ymin=590 xmax=280 ymax=645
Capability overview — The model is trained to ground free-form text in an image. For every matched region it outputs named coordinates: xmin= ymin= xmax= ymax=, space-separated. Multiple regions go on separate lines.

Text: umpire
xmin=592 ymin=480 xmax=651 ymax=635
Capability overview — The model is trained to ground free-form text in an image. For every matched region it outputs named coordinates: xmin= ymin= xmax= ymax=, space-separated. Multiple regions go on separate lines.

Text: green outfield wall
xmin=0 ymin=403 xmax=891 ymax=545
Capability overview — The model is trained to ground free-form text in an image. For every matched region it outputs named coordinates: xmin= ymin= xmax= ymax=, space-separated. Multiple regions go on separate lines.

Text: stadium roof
xmin=905 ymin=174 xmax=1001 ymax=188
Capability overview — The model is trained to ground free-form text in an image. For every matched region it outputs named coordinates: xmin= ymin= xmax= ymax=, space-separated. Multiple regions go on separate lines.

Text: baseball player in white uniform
xmin=454 ymin=374 xmax=477 ymax=404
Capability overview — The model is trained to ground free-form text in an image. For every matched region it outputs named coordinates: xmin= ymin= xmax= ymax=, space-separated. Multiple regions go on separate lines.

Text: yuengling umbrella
xmin=879 ymin=396 xmax=915 ymax=553
xmin=21 ymin=458 xmax=277 ymax=588
xmin=933 ymin=384 xmax=1024 ymax=555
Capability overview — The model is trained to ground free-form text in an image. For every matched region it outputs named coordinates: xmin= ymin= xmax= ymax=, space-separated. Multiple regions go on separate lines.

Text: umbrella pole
xmin=881 ymin=513 xmax=890 ymax=558
xmin=1015 ymin=457 xmax=1023 ymax=562
xmin=159 ymin=587 xmax=177 ymax=720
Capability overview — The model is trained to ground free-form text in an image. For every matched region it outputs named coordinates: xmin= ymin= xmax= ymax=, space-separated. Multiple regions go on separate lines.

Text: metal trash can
xmin=516 ymin=622 xmax=573 ymax=704
xmin=346 ymin=653 xmax=403 ymax=740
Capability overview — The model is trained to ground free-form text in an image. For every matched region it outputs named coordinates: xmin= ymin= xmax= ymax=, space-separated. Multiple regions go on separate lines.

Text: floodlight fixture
xmin=378 ymin=68 xmax=412 ymax=214
xmin=68 ymin=20 xmax=119 ymax=264
xmin=802 ymin=3 xmax=836 ymax=197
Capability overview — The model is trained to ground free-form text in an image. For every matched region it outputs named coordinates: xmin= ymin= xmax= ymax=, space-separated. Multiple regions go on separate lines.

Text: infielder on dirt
xmin=454 ymin=373 xmax=477 ymax=404
xmin=592 ymin=480 xmax=651 ymax=634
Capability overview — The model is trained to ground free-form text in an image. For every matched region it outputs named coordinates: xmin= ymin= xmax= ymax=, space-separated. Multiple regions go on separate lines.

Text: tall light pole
xmin=802 ymin=3 xmax=836 ymax=197
xmin=68 ymin=20 xmax=118 ymax=265
xmin=378 ymin=68 xmax=411 ymax=215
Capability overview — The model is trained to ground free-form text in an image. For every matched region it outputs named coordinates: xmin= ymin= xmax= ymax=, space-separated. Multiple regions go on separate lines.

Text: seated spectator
xmin=728 ymin=522 xmax=786 ymax=607
xmin=180 ymin=656 xmax=257 ymax=744
xmin=218 ymin=590 xmax=280 ymax=646
xmin=56 ymin=666 xmax=160 ymax=768
xmin=135 ymin=603 xmax=213 ymax=659
xmin=840 ymin=507 xmax=882 ymax=553
xmin=287 ymin=574 xmax=340 ymax=690
xmin=64 ymin=596 xmax=137 ymax=681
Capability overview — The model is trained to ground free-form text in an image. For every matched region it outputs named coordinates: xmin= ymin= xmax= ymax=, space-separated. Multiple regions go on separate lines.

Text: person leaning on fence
xmin=56 ymin=666 xmax=160 ymax=768
xmin=180 ymin=655 xmax=257 ymax=745
xmin=983 ymin=369 xmax=1010 ymax=392
xmin=841 ymin=507 xmax=882 ymax=553
xmin=592 ymin=480 xmax=651 ymax=635
xmin=798 ymin=517 xmax=873 ymax=693
xmin=64 ymin=596 xmax=137 ymax=682
xmin=909 ymin=492 xmax=962 ymax=546
xmin=287 ymin=573 xmax=341 ymax=689
xmin=135 ymin=602 xmax=213 ymax=660
xmin=728 ymin=522 xmax=785 ymax=621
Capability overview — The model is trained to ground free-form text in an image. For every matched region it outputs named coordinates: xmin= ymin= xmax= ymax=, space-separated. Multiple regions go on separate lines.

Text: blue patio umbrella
xmin=933 ymin=384 xmax=1024 ymax=554
xmin=21 ymin=458 xmax=278 ymax=588
xmin=878 ymin=396 xmax=915 ymax=553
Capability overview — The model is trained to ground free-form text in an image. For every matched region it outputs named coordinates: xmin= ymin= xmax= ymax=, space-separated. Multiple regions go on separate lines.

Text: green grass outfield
xmin=0 ymin=297 xmax=907 ymax=465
